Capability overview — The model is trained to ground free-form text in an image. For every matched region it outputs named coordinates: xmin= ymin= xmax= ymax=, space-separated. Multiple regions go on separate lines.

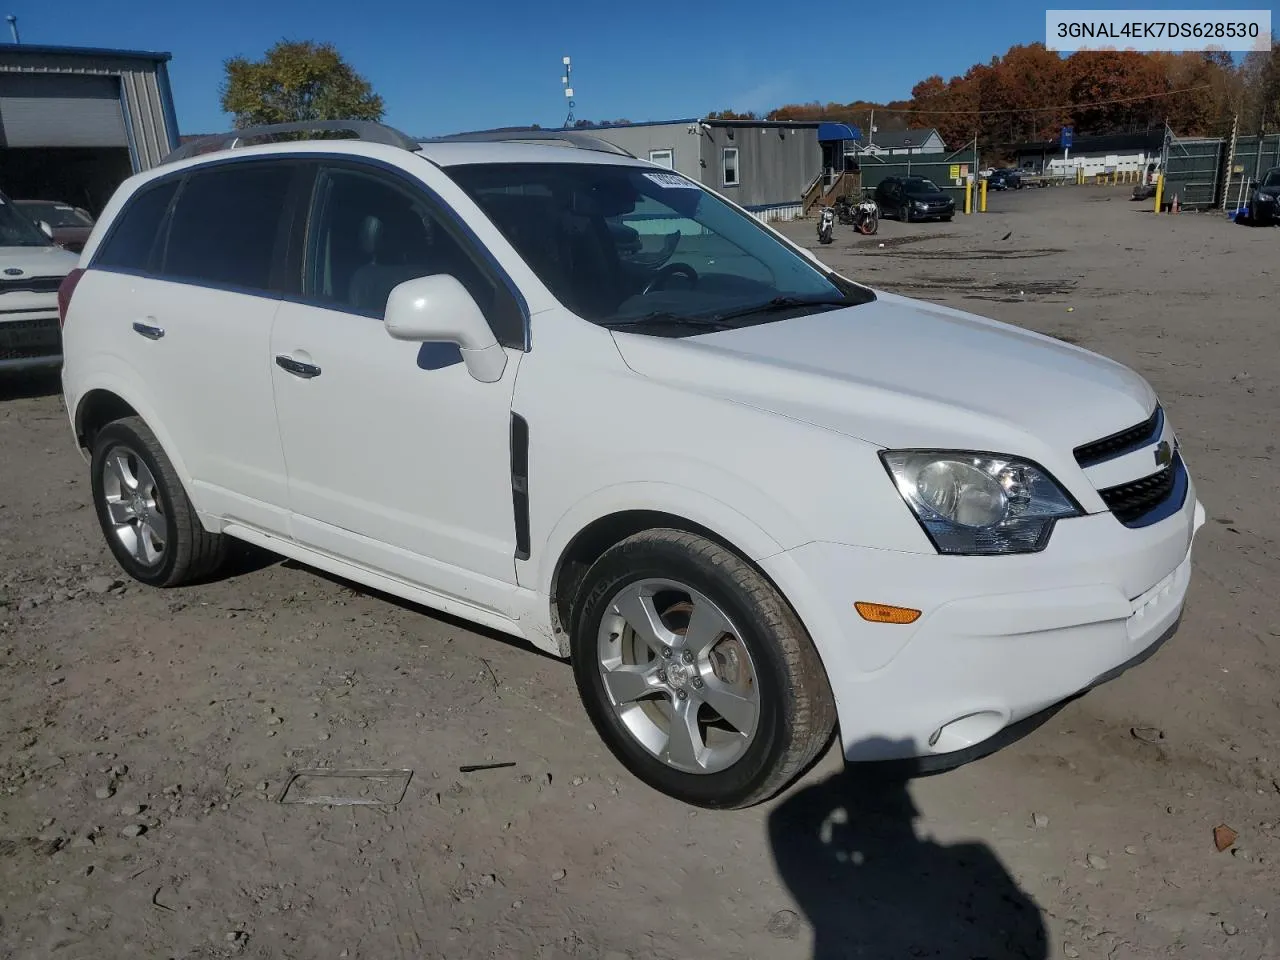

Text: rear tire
xmin=90 ymin=416 xmax=228 ymax=587
xmin=570 ymin=529 xmax=836 ymax=808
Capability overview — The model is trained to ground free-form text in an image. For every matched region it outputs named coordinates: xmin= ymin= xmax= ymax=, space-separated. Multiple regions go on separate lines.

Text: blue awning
xmin=818 ymin=122 xmax=861 ymax=142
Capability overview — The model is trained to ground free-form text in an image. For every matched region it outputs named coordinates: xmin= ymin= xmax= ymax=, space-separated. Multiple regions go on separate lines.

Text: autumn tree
xmin=221 ymin=40 xmax=384 ymax=128
xmin=705 ymin=109 xmax=760 ymax=120
xmin=1240 ymin=42 xmax=1280 ymax=133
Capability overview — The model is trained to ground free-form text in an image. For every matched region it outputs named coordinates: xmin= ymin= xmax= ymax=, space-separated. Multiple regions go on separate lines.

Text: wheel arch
xmin=544 ymin=498 xmax=802 ymax=659
xmin=74 ymin=388 xmax=139 ymax=451
xmin=70 ymin=379 xmax=201 ymax=520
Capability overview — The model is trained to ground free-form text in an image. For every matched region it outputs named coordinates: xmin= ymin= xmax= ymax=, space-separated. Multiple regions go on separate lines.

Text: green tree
xmin=220 ymin=40 xmax=384 ymax=129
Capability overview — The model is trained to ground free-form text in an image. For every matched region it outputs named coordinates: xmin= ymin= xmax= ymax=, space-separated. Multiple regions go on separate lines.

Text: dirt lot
xmin=2 ymin=185 xmax=1277 ymax=960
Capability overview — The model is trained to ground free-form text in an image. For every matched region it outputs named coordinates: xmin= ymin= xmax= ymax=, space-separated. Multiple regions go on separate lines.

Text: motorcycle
xmin=833 ymin=193 xmax=879 ymax=235
xmin=851 ymin=194 xmax=879 ymax=235
xmin=817 ymin=205 xmax=835 ymax=244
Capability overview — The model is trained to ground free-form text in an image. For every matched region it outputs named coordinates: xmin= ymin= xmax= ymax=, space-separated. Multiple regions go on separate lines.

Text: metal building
xmin=0 ymin=44 xmax=180 ymax=214
xmin=583 ymin=118 xmax=830 ymax=222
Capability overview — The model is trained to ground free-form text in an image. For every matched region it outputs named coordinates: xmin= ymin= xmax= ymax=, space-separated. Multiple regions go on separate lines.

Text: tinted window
xmin=163 ymin=163 xmax=294 ymax=291
xmin=94 ymin=180 xmax=178 ymax=271
xmin=448 ymin=162 xmax=871 ymax=331
xmin=16 ymin=201 xmax=93 ymax=227
xmin=305 ymin=165 xmax=522 ymax=345
xmin=0 ymin=194 xmax=55 ymax=247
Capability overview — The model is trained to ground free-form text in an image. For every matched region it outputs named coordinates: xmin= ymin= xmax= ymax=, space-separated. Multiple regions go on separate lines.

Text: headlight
xmin=880 ymin=451 xmax=1081 ymax=555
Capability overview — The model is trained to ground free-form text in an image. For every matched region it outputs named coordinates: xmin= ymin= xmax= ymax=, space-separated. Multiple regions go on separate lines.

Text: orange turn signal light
xmin=854 ymin=602 xmax=921 ymax=625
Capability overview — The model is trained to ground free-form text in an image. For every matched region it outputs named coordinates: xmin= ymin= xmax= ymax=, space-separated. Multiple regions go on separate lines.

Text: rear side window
xmin=93 ymin=180 xmax=179 ymax=272
xmin=162 ymin=163 xmax=295 ymax=292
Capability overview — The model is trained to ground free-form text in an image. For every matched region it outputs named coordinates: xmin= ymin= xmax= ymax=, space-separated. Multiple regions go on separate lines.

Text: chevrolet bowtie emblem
xmin=1154 ymin=439 xmax=1173 ymax=468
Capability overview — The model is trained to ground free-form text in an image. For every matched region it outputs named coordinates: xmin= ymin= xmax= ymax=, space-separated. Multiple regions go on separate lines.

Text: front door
xmin=269 ymin=160 xmax=526 ymax=614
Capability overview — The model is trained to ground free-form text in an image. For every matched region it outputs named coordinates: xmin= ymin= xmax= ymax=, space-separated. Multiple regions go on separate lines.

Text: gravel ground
xmin=1 ymin=184 xmax=1277 ymax=960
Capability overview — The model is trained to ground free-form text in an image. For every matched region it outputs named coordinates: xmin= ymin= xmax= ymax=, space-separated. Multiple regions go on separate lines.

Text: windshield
xmin=446 ymin=162 xmax=872 ymax=332
xmin=15 ymin=201 xmax=93 ymax=228
xmin=905 ymin=178 xmax=940 ymax=191
xmin=0 ymin=196 xmax=54 ymax=247
xmin=1264 ymin=169 xmax=1280 ymax=188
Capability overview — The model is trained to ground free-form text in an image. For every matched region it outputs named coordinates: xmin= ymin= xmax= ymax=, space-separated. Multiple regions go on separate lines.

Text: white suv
xmin=60 ymin=121 xmax=1205 ymax=808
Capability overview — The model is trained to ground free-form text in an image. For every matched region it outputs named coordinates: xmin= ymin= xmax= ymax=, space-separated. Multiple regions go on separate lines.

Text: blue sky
xmin=6 ymin=0 xmax=1259 ymax=136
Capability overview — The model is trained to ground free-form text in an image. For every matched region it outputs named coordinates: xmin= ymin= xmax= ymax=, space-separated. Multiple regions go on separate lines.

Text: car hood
xmin=610 ymin=291 xmax=1155 ymax=469
xmin=0 ymin=244 xmax=80 ymax=277
xmin=903 ymin=188 xmax=951 ymax=201
xmin=1256 ymin=184 xmax=1280 ymax=197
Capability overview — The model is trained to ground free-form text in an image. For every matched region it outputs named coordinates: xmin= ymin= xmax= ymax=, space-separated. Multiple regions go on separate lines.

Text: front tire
xmin=90 ymin=416 xmax=228 ymax=587
xmin=570 ymin=529 xmax=835 ymax=808
xmin=900 ymin=202 xmax=911 ymax=223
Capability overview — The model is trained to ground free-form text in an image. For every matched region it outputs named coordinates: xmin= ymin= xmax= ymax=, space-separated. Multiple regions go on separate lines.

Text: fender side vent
xmin=510 ymin=413 xmax=531 ymax=561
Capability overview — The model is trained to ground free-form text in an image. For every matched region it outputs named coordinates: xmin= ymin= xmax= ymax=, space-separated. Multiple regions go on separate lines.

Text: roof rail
xmin=161 ymin=120 xmax=421 ymax=164
xmin=425 ymin=129 xmax=637 ymax=158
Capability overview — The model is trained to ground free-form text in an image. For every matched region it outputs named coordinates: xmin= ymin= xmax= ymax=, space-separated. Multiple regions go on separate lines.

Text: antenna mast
xmin=561 ymin=56 xmax=575 ymax=127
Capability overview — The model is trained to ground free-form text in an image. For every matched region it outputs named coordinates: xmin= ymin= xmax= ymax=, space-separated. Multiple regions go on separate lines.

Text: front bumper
xmin=914 ymin=205 xmax=954 ymax=219
xmin=1 ymin=305 xmax=62 ymax=373
xmin=760 ymin=481 xmax=1204 ymax=763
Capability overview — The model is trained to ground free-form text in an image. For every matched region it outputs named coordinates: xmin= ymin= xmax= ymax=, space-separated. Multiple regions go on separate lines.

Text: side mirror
xmin=38 ymin=221 xmax=54 ymax=239
xmin=384 ymin=274 xmax=507 ymax=383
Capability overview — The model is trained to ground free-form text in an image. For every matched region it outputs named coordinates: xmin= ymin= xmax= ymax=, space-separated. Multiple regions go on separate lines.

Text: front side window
xmin=303 ymin=165 xmax=522 ymax=345
xmin=163 ymin=162 xmax=295 ymax=292
xmin=648 ymin=149 xmax=674 ymax=169
xmin=94 ymin=180 xmax=179 ymax=272
xmin=722 ymin=148 xmax=740 ymax=186
xmin=0 ymin=194 xmax=55 ymax=247
xmin=447 ymin=162 xmax=872 ymax=336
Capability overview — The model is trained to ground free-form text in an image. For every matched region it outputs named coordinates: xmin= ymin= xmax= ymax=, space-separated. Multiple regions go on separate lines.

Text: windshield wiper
xmin=600 ymin=312 xmax=734 ymax=333
xmin=710 ymin=296 xmax=851 ymax=323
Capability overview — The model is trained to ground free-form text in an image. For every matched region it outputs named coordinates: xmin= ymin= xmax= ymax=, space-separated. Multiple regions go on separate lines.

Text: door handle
xmin=132 ymin=321 xmax=165 ymax=340
xmin=275 ymin=355 xmax=322 ymax=379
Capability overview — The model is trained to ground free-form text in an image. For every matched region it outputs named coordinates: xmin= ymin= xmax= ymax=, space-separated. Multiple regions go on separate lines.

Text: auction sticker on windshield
xmin=643 ymin=172 xmax=700 ymax=189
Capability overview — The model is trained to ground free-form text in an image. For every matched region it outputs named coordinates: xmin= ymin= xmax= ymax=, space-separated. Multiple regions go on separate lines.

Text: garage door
xmin=0 ymin=73 xmax=127 ymax=148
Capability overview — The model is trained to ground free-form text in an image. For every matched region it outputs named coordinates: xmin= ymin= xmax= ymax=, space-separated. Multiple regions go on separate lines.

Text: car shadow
xmin=0 ymin=369 xmax=62 ymax=401
xmin=768 ymin=737 xmax=1048 ymax=960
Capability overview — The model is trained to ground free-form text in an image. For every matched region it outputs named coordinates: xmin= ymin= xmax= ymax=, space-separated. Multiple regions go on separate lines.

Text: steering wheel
xmin=642 ymin=262 xmax=699 ymax=295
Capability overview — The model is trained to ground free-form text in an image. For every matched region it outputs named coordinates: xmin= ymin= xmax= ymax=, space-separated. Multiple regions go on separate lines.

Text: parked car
xmin=874 ymin=176 xmax=956 ymax=222
xmin=13 ymin=200 xmax=95 ymax=253
xmin=0 ymin=191 xmax=80 ymax=374
xmin=988 ymin=168 xmax=1023 ymax=191
xmin=60 ymin=122 xmax=1204 ymax=808
xmin=1244 ymin=167 xmax=1280 ymax=225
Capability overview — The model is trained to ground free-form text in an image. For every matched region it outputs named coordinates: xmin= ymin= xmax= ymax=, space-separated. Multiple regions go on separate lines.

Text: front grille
xmin=1098 ymin=453 xmax=1185 ymax=527
xmin=1074 ymin=406 xmax=1163 ymax=467
xmin=0 ymin=275 xmax=63 ymax=295
xmin=0 ymin=317 xmax=61 ymax=361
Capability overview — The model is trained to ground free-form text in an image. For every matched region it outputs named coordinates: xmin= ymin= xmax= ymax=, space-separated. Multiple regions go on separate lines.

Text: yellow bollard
xmin=964 ymin=180 xmax=973 ymax=215
xmin=1153 ymin=174 xmax=1164 ymax=213
xmin=980 ymin=178 xmax=988 ymax=212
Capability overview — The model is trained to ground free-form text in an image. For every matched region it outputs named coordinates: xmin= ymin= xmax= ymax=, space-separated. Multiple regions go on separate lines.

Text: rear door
xmin=82 ymin=159 xmax=301 ymax=533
